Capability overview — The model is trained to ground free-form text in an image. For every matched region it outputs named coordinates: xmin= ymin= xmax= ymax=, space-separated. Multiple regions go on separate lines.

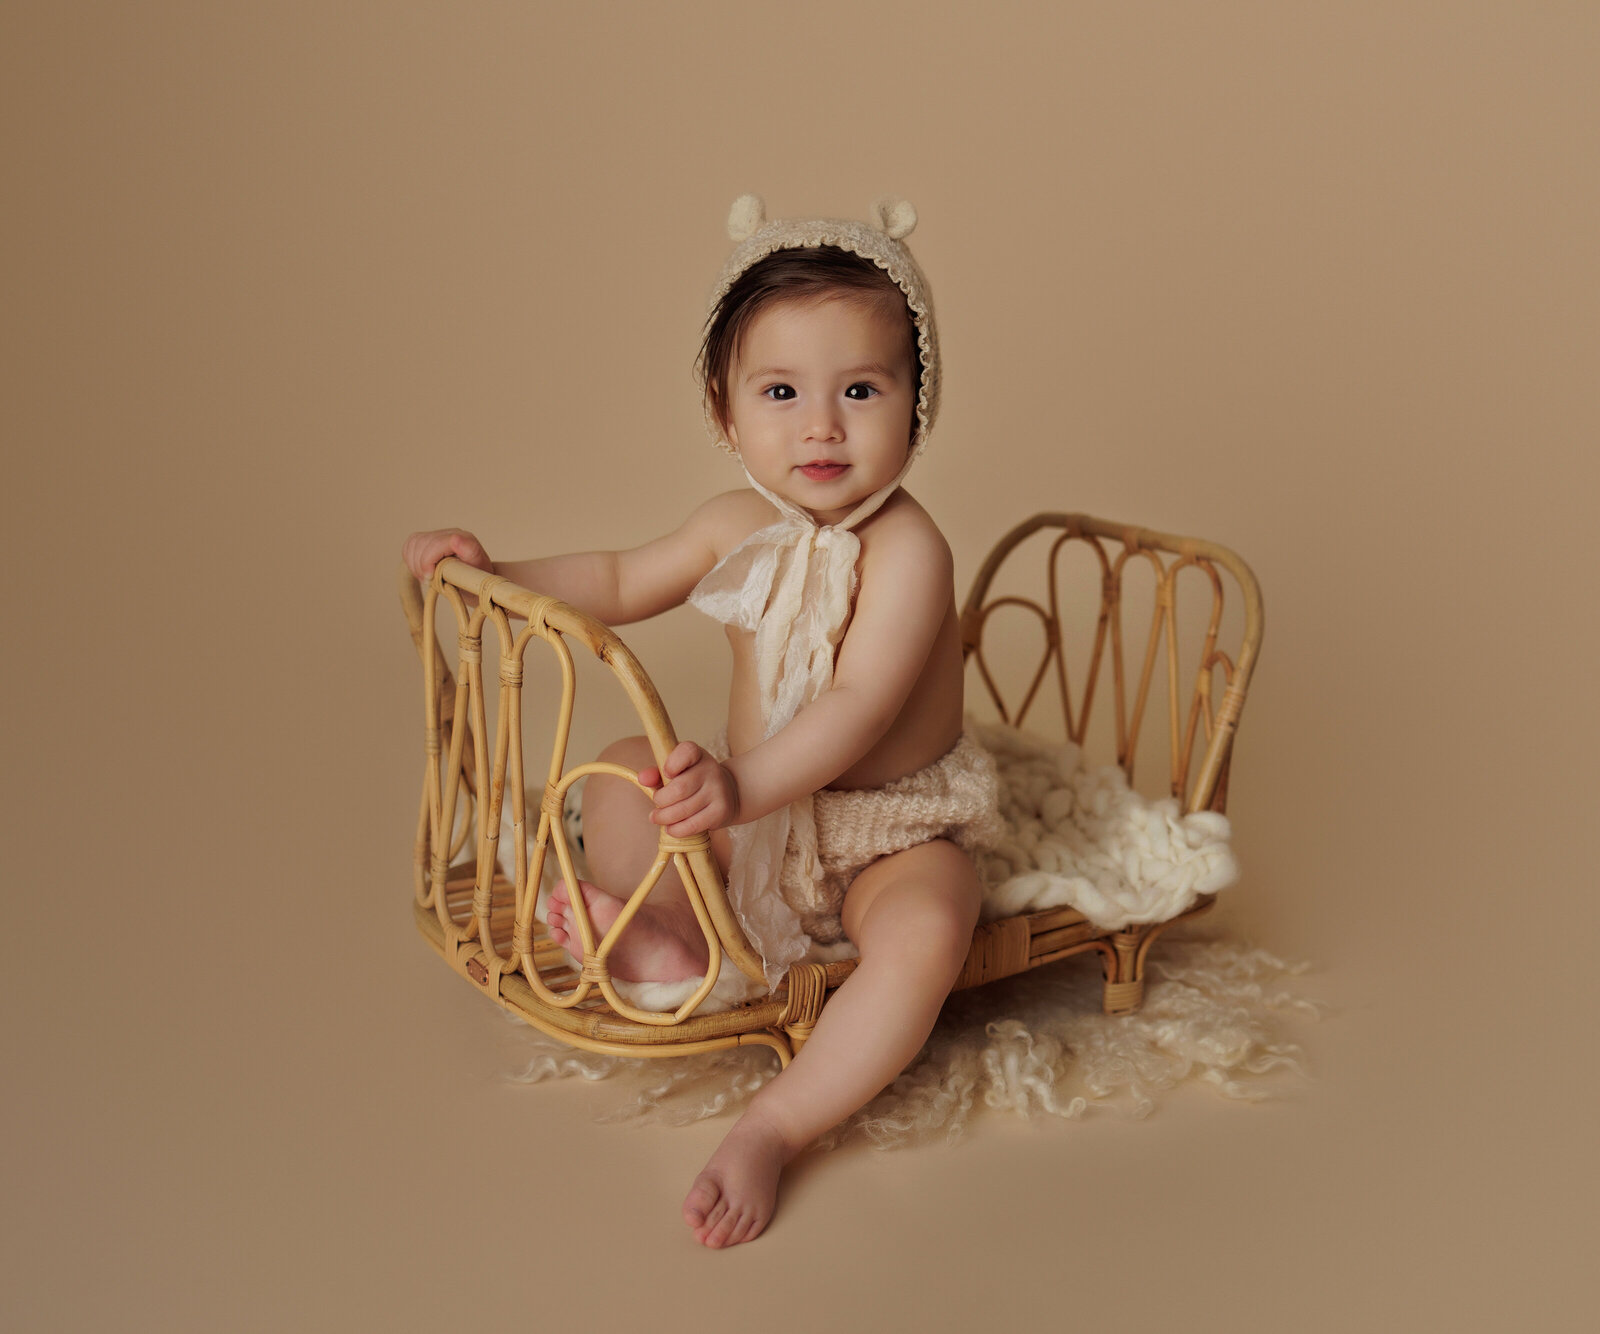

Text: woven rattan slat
xmin=1029 ymin=919 xmax=1103 ymax=960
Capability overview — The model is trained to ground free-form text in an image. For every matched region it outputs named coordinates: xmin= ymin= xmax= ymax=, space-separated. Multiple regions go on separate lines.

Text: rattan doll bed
xmin=401 ymin=512 xmax=1263 ymax=1068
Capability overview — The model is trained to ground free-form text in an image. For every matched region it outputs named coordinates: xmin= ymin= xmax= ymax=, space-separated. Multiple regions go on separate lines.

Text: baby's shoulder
xmin=859 ymin=490 xmax=952 ymax=565
xmin=686 ymin=488 xmax=782 ymax=559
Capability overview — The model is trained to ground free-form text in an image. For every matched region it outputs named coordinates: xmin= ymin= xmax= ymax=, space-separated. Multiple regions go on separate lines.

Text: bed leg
xmin=778 ymin=962 xmax=830 ymax=1055
xmin=1102 ymin=928 xmax=1146 ymax=1015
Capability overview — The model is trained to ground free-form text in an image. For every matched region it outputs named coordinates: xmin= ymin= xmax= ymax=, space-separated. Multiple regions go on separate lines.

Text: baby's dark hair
xmin=698 ymin=245 xmax=922 ymax=441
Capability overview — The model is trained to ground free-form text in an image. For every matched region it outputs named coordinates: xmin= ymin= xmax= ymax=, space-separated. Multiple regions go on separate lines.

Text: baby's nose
xmin=801 ymin=403 xmax=844 ymax=442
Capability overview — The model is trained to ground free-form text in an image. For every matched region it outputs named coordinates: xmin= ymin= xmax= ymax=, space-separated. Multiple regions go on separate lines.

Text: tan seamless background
xmin=4 ymin=3 xmax=1596 ymax=1331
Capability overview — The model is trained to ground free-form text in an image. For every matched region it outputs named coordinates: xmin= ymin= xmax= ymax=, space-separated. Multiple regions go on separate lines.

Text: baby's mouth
xmin=798 ymin=461 xmax=849 ymax=481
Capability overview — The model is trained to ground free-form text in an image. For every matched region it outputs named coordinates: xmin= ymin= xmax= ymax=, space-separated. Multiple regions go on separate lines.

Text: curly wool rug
xmin=504 ymin=928 xmax=1320 ymax=1151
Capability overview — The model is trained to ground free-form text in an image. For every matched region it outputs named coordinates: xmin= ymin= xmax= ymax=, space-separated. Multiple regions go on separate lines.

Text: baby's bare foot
xmin=546 ymin=880 xmax=709 ymax=983
xmin=681 ymin=1106 xmax=796 ymax=1249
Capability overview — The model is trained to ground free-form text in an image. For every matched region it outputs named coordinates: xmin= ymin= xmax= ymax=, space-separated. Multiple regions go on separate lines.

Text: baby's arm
xmin=648 ymin=513 xmax=953 ymax=835
xmin=403 ymin=493 xmax=748 ymax=627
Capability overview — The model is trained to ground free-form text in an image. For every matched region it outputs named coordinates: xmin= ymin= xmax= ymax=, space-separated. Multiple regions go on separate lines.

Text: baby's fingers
xmin=651 ymin=770 xmax=701 ymax=809
xmin=401 ymin=533 xmax=450 ymax=581
xmin=651 ymin=790 xmax=710 ymax=831
xmin=661 ymin=741 xmax=704 ymax=780
xmin=402 ymin=528 xmax=491 ymax=581
xmin=663 ymin=799 xmax=724 ymax=838
xmin=449 ymin=532 xmax=492 ymax=571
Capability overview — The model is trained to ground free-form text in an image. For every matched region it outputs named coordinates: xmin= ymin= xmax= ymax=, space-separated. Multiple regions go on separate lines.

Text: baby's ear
xmin=707 ymin=387 xmax=739 ymax=452
xmin=727 ymin=194 xmax=766 ymax=241
xmin=872 ymin=197 xmax=917 ymax=240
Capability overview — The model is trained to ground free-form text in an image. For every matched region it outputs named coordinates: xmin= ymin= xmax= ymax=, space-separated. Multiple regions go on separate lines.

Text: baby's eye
xmin=763 ymin=384 xmax=796 ymax=401
xmin=845 ymin=383 xmax=878 ymax=400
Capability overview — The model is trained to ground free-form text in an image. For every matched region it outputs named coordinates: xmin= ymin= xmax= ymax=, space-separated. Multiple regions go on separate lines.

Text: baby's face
xmin=722 ymin=295 xmax=917 ymax=525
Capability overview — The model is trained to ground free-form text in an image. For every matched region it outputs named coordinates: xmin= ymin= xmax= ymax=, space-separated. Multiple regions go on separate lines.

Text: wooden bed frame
xmin=401 ymin=512 xmax=1263 ymax=1068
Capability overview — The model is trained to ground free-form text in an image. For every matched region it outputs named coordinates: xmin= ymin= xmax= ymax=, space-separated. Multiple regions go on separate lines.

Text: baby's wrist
xmin=721 ymin=757 xmax=754 ymax=825
xmin=721 ymin=761 xmax=744 ymax=826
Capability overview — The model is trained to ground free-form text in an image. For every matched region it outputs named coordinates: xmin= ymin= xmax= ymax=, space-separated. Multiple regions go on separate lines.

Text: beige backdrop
xmin=5 ymin=2 xmax=1595 ymax=1330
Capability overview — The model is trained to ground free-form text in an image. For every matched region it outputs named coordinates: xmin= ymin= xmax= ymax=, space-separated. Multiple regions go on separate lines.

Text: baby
xmin=403 ymin=196 xmax=1000 ymax=1248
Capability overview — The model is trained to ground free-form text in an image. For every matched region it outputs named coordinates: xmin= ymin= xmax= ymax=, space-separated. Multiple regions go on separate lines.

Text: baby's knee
xmin=597 ymin=735 xmax=654 ymax=769
xmin=855 ymin=849 xmax=981 ymax=978
xmin=903 ymin=898 xmax=980 ymax=979
xmin=583 ymin=736 xmax=658 ymax=841
xmin=589 ymin=736 xmax=656 ymax=804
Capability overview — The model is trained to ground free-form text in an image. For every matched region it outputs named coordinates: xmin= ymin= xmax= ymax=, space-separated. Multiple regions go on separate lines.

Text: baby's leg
xmin=683 ymin=838 xmax=980 ymax=1248
xmin=545 ymin=736 xmax=727 ymax=983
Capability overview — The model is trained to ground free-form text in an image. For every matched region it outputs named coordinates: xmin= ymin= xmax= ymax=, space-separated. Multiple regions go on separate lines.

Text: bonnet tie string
xmin=687 ymin=457 xmax=914 ymax=987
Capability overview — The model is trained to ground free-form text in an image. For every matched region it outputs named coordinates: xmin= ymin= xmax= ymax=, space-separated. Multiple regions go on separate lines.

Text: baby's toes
xmin=694 ymin=1196 xmax=731 ymax=1245
xmin=726 ymin=1209 xmax=766 ymax=1247
xmin=705 ymin=1204 xmax=745 ymax=1249
xmin=682 ymin=1174 xmax=720 ymax=1229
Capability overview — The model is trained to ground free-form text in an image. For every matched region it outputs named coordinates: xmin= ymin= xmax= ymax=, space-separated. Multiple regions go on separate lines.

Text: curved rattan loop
xmin=469 ymin=604 xmax=520 ymax=954
xmin=421 ymin=579 xmax=453 ymax=891
xmin=1106 ymin=543 xmax=1168 ymax=783
xmin=1165 ymin=556 xmax=1227 ymax=799
xmin=503 ymin=624 xmax=540 ymax=955
xmin=502 ymin=758 xmax=730 ymax=1023
xmin=1045 ymin=530 xmax=1114 ymax=743
xmin=425 ymin=582 xmax=484 ymax=944
xmin=518 ymin=625 xmax=579 ymax=973
xmin=596 ymin=854 xmax=727 ymax=1026
xmin=536 ymin=762 xmax=728 ymax=1026
xmin=438 ymin=583 xmax=482 ymax=867
xmin=966 ymin=596 xmax=1054 ymax=725
xmin=513 ymin=761 xmax=645 ymax=1009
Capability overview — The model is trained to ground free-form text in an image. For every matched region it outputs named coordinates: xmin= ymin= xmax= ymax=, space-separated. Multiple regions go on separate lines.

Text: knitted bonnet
xmin=701 ymin=194 xmax=941 ymax=458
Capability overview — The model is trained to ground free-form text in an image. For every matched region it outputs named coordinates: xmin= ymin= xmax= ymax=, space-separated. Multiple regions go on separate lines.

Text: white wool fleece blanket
xmin=505 ymin=720 xmax=1238 ymax=1013
xmin=969 ymin=720 xmax=1238 ymax=930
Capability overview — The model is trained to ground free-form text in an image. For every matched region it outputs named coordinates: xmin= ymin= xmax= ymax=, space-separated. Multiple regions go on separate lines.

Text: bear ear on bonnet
xmin=725 ymin=193 xmax=918 ymax=242
xmin=726 ymin=194 xmax=767 ymax=242
xmin=872 ymin=197 xmax=917 ymax=240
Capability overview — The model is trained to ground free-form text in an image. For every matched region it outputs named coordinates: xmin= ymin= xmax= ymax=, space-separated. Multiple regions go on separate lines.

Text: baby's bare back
xmin=717 ymin=490 xmax=966 ymax=789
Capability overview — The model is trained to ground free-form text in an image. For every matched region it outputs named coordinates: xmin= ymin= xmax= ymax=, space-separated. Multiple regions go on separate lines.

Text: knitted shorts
xmin=714 ymin=730 xmax=1003 ymax=945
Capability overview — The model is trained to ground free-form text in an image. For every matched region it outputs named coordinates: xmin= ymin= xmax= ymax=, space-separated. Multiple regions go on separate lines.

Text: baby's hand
xmin=402 ymin=528 xmax=493 ymax=583
xmin=639 ymin=741 xmax=741 ymax=837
